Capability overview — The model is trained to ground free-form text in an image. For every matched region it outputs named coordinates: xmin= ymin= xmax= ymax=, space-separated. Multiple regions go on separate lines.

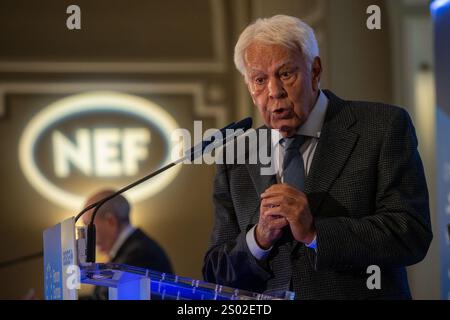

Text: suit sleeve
xmin=202 ymin=163 xmax=271 ymax=292
xmin=308 ymin=108 xmax=433 ymax=271
xmin=123 ymin=247 xmax=173 ymax=274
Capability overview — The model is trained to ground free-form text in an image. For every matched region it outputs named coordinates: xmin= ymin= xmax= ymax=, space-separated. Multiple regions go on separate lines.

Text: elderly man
xmin=81 ymin=189 xmax=173 ymax=300
xmin=202 ymin=15 xmax=432 ymax=299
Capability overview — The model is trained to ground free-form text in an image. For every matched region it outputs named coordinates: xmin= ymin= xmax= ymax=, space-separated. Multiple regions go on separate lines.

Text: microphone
xmin=75 ymin=117 xmax=253 ymax=263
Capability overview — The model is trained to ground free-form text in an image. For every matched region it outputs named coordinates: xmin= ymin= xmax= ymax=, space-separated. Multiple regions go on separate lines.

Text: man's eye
xmin=280 ymin=71 xmax=292 ymax=79
xmin=254 ymin=78 xmax=265 ymax=85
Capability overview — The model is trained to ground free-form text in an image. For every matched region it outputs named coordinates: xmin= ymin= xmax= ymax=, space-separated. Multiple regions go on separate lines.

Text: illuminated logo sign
xmin=19 ymin=91 xmax=180 ymax=210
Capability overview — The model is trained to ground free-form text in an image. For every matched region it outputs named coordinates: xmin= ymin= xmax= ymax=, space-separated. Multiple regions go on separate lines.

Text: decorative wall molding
xmin=0 ymin=82 xmax=228 ymax=127
xmin=0 ymin=0 xmax=227 ymax=74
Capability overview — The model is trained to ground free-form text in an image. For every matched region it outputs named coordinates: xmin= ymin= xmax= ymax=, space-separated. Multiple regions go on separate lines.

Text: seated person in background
xmin=81 ymin=189 xmax=173 ymax=300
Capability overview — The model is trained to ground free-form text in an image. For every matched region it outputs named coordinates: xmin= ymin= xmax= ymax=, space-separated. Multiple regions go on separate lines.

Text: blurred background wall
xmin=0 ymin=0 xmax=440 ymax=299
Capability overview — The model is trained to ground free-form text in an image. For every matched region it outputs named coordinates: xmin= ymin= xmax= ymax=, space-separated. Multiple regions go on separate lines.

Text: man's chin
xmin=269 ymin=119 xmax=300 ymax=135
xmin=271 ymin=124 xmax=297 ymax=136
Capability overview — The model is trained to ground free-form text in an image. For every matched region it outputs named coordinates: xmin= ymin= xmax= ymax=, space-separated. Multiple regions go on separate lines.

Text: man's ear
xmin=105 ymin=212 xmax=118 ymax=227
xmin=311 ymin=56 xmax=322 ymax=91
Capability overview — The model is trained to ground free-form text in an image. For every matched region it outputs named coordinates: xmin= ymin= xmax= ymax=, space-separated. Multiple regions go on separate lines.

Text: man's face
xmin=244 ymin=42 xmax=321 ymax=137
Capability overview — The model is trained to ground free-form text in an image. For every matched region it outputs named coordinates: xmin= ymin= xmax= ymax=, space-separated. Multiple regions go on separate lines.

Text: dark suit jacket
xmin=91 ymin=228 xmax=173 ymax=300
xmin=202 ymin=90 xmax=432 ymax=299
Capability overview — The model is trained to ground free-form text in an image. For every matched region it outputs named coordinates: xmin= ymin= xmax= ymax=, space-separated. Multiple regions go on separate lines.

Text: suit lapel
xmin=245 ymin=126 xmax=277 ymax=193
xmin=305 ymin=90 xmax=359 ymax=215
xmin=246 ymin=164 xmax=277 ymax=197
xmin=245 ymin=126 xmax=277 ymax=224
xmin=290 ymin=91 xmax=359 ymax=254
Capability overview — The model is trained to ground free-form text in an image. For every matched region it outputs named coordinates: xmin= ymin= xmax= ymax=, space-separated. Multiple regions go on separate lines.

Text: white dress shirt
xmin=246 ymin=90 xmax=329 ymax=260
xmin=108 ymin=224 xmax=136 ymax=260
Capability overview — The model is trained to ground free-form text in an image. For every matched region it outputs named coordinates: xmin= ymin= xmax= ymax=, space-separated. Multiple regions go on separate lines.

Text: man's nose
xmin=268 ymin=77 xmax=287 ymax=99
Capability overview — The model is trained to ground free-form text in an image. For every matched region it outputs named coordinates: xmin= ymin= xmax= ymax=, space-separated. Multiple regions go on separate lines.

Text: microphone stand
xmin=76 ymin=118 xmax=252 ymax=263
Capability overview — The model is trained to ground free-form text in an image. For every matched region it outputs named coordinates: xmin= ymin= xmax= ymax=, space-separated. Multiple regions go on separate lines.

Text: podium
xmin=43 ymin=217 xmax=295 ymax=300
xmin=81 ymin=262 xmax=294 ymax=300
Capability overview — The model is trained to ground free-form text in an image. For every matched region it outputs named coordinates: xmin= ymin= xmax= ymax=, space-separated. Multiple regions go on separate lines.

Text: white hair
xmin=234 ymin=15 xmax=319 ymax=78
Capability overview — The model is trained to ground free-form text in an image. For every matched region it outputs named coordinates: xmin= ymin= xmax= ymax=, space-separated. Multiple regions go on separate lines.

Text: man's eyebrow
xmin=247 ymin=68 xmax=265 ymax=74
xmin=275 ymin=61 xmax=297 ymax=69
xmin=247 ymin=62 xmax=297 ymax=74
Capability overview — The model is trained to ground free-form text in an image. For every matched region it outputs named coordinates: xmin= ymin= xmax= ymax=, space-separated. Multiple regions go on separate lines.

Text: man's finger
xmin=261 ymin=185 xmax=305 ymax=200
xmin=267 ymin=217 xmax=289 ymax=230
xmin=264 ymin=206 xmax=288 ymax=218
xmin=261 ymin=196 xmax=284 ymax=208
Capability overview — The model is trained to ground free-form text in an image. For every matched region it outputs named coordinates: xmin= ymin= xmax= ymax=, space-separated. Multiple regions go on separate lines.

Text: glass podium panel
xmin=80 ymin=263 xmax=295 ymax=300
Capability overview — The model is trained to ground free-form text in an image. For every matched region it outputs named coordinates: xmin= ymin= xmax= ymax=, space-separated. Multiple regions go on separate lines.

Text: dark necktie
xmin=282 ymin=135 xmax=306 ymax=190
xmin=272 ymin=134 xmax=307 ymax=294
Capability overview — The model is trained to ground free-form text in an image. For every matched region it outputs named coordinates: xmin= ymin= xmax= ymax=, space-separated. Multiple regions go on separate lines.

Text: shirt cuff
xmin=305 ymin=234 xmax=317 ymax=251
xmin=246 ymin=225 xmax=272 ymax=260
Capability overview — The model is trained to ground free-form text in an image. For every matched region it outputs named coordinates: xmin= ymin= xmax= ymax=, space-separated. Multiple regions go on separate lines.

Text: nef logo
xmin=19 ymin=91 xmax=180 ymax=210
xmin=53 ymin=127 xmax=150 ymax=178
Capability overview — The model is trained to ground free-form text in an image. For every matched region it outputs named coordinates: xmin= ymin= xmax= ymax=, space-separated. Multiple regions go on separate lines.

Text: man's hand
xmin=255 ymin=196 xmax=289 ymax=249
xmin=258 ymin=184 xmax=315 ymax=245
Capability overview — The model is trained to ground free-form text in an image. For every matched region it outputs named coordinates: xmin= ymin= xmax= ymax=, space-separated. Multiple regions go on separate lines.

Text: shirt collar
xmin=271 ymin=90 xmax=329 ymax=146
xmin=109 ymin=224 xmax=136 ymax=259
